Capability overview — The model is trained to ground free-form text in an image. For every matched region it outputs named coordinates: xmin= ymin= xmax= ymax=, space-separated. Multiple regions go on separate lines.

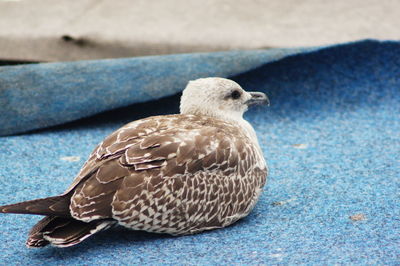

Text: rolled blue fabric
xmin=0 ymin=47 xmax=313 ymax=136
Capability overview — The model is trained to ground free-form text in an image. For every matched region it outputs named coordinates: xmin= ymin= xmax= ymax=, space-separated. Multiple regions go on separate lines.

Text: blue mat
xmin=0 ymin=40 xmax=399 ymax=265
xmin=0 ymin=46 xmax=315 ymax=136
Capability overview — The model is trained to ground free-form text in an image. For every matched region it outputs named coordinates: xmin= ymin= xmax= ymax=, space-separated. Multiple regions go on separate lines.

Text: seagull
xmin=0 ymin=77 xmax=269 ymax=248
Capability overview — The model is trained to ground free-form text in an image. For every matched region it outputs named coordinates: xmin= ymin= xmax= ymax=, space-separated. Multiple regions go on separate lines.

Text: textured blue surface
xmin=0 ymin=40 xmax=399 ymax=265
xmin=0 ymin=47 xmax=314 ymax=136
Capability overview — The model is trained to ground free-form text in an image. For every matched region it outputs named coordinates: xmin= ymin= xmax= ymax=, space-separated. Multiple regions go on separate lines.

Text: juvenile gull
xmin=0 ymin=77 xmax=269 ymax=248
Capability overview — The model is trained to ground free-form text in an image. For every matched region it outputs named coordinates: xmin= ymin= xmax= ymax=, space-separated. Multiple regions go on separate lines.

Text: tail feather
xmin=2 ymin=194 xmax=116 ymax=248
xmin=26 ymin=216 xmax=59 ymax=248
xmin=27 ymin=216 xmax=116 ymax=248
xmin=0 ymin=195 xmax=71 ymax=217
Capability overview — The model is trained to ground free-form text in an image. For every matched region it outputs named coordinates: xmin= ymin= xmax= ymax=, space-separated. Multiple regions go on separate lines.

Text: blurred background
xmin=1 ymin=0 xmax=399 ymax=62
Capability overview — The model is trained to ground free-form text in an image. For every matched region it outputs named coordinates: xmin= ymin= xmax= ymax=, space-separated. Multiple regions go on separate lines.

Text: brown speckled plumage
xmin=0 ymin=77 xmax=268 ymax=248
xmin=69 ymin=114 xmax=267 ymax=235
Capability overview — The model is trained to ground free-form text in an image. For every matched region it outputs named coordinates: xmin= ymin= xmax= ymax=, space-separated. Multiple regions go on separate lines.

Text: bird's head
xmin=180 ymin=77 xmax=269 ymax=121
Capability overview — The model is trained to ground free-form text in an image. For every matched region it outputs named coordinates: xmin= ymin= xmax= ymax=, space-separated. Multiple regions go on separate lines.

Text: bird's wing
xmin=68 ymin=116 xmax=253 ymax=225
xmin=63 ymin=116 xmax=172 ymax=195
xmin=110 ymin=124 xmax=261 ymax=232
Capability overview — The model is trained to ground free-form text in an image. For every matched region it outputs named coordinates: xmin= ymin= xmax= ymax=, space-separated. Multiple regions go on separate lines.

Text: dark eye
xmin=230 ymin=90 xmax=242 ymax=100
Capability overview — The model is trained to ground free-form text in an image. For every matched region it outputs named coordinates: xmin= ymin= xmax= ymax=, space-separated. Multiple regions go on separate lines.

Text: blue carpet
xmin=0 ymin=40 xmax=399 ymax=265
xmin=0 ymin=46 xmax=315 ymax=136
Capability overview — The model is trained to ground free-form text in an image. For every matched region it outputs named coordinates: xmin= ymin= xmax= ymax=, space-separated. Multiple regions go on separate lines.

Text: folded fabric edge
xmin=0 ymin=39 xmax=393 ymax=136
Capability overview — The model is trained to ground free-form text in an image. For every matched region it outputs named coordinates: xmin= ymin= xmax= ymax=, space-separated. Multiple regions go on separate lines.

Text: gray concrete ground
xmin=1 ymin=0 xmax=399 ymax=61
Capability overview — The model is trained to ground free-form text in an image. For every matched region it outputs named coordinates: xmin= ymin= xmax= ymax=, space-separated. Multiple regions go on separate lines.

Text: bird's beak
xmin=246 ymin=92 xmax=270 ymax=106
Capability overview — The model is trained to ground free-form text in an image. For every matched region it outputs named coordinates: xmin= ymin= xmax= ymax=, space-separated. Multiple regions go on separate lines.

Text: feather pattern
xmin=64 ymin=114 xmax=267 ymax=235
